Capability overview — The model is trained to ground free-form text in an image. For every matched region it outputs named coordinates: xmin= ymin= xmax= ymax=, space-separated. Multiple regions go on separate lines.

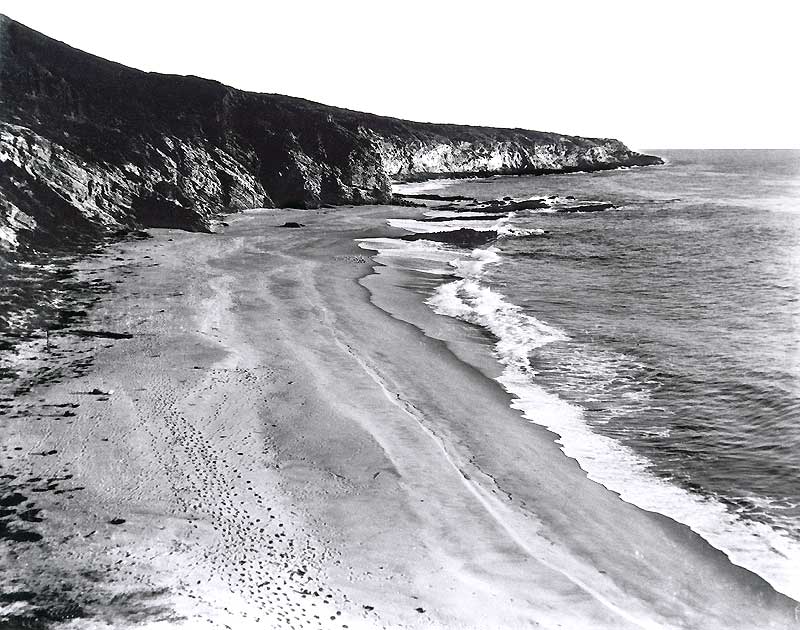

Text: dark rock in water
xmin=0 ymin=14 xmax=662 ymax=252
xmin=108 ymin=518 xmax=126 ymax=525
xmin=419 ymin=214 xmax=507 ymax=223
xmin=504 ymin=199 xmax=549 ymax=211
xmin=440 ymin=205 xmax=511 ymax=215
xmin=402 ymin=229 xmax=497 ymax=248
xmin=557 ymin=203 xmax=615 ymax=213
xmin=279 ymin=222 xmax=305 ymax=228
xmin=437 ymin=197 xmax=549 ymax=214
xmin=397 ymin=193 xmax=478 ymax=203
xmin=390 ymin=195 xmax=428 ymax=208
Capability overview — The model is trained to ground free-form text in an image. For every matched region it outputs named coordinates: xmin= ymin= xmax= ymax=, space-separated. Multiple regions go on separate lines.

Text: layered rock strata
xmin=0 ymin=14 xmax=661 ymax=251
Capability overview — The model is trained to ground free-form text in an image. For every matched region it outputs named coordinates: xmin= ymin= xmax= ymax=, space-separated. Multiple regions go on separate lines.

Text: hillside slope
xmin=0 ymin=14 xmax=661 ymax=251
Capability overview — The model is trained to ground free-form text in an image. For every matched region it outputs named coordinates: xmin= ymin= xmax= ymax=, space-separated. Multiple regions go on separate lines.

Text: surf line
xmin=313 ymin=258 xmax=666 ymax=630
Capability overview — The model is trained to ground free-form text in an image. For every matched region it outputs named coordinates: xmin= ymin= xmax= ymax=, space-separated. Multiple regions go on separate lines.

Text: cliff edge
xmin=0 ymin=14 xmax=662 ymax=251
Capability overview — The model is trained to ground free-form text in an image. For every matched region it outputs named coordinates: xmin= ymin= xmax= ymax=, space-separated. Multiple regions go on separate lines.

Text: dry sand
xmin=0 ymin=206 xmax=797 ymax=629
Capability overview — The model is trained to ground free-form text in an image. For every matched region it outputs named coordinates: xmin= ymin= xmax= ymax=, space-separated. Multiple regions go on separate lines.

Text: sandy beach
xmin=1 ymin=205 xmax=797 ymax=629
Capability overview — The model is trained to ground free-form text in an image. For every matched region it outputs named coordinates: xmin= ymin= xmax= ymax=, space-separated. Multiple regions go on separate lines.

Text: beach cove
xmin=0 ymin=205 xmax=797 ymax=629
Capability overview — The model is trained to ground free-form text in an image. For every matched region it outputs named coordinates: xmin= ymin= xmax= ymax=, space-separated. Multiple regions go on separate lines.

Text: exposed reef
xmin=0 ymin=14 xmax=661 ymax=252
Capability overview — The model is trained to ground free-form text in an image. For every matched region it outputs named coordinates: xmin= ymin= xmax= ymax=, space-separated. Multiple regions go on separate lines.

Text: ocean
xmin=359 ymin=150 xmax=800 ymax=601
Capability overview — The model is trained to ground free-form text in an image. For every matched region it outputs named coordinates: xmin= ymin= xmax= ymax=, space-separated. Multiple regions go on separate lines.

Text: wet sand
xmin=0 ymin=206 xmax=797 ymax=629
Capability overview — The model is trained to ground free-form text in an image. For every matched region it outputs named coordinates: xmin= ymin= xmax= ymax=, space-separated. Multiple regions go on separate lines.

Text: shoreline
xmin=365 ymin=188 xmax=800 ymax=602
xmin=0 ymin=206 xmax=797 ymax=628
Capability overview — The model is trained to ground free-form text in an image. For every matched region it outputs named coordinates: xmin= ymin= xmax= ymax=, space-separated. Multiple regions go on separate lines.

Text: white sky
xmin=1 ymin=0 xmax=798 ymax=150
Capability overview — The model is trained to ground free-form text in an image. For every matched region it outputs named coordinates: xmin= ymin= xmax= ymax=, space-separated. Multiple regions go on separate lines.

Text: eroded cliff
xmin=0 ymin=14 xmax=661 ymax=252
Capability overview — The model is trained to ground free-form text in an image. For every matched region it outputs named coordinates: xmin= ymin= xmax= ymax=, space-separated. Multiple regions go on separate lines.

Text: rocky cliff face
xmin=0 ymin=14 xmax=661 ymax=252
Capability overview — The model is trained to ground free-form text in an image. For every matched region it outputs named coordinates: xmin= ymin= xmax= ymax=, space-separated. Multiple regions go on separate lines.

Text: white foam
xmin=391 ymin=178 xmax=462 ymax=195
xmin=448 ymin=248 xmax=501 ymax=279
xmin=387 ymin=212 xmax=548 ymax=241
xmin=388 ymin=217 xmax=504 ymax=234
xmin=428 ymin=278 xmax=566 ymax=369
xmin=357 ymin=239 xmax=504 ymax=279
xmin=358 ymin=238 xmax=455 ymax=262
xmin=357 ymin=238 xmax=460 ymax=276
xmin=425 ymin=263 xmax=800 ymax=602
xmin=497 ymin=225 xmax=546 ymax=237
xmin=366 ymin=175 xmax=800 ymax=601
xmin=501 ymin=366 xmax=800 ymax=602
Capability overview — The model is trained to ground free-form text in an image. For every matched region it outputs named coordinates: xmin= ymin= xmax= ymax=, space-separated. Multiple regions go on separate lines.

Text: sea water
xmin=359 ymin=150 xmax=800 ymax=601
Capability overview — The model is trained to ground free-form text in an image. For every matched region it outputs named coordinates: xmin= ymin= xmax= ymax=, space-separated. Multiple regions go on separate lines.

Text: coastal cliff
xmin=0 ymin=14 xmax=661 ymax=252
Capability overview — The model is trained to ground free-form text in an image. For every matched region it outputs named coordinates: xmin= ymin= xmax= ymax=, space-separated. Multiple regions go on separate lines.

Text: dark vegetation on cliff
xmin=0 ymin=14 xmax=662 ymax=252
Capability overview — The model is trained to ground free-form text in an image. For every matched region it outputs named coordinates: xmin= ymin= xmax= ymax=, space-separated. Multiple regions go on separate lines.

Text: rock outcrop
xmin=0 ymin=14 xmax=661 ymax=252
